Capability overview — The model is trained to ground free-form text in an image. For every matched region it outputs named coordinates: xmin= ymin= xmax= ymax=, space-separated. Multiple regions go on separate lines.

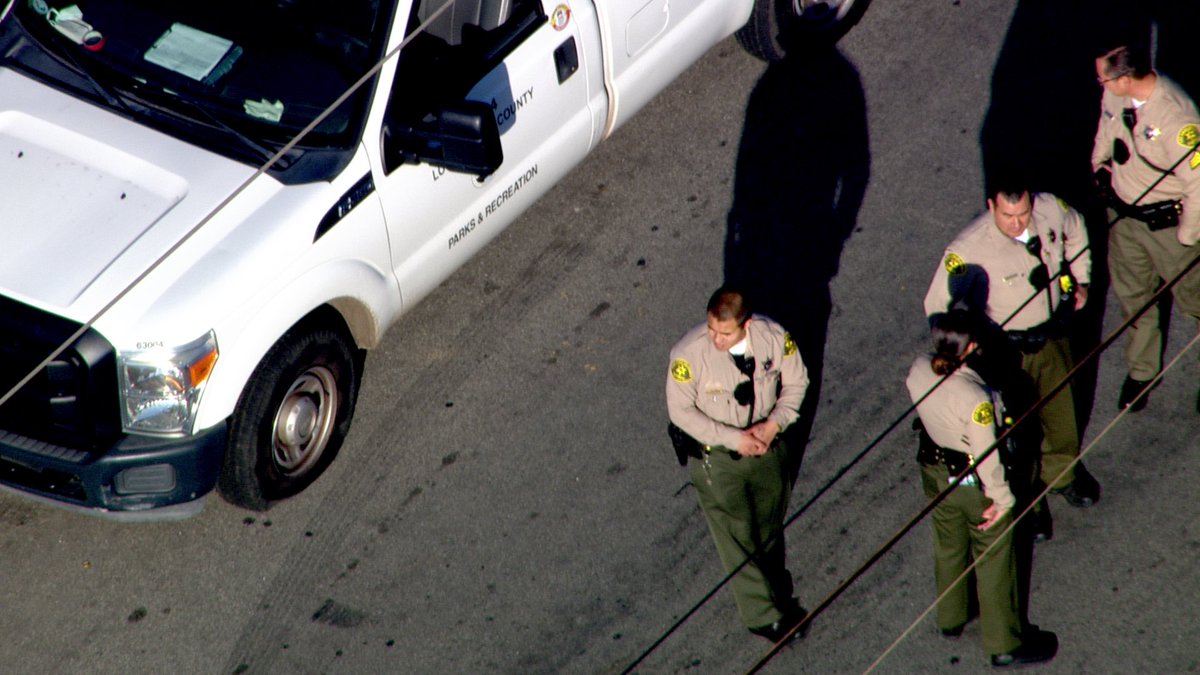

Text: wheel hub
xmin=278 ymin=395 xmax=318 ymax=447
xmin=271 ymin=367 xmax=338 ymax=476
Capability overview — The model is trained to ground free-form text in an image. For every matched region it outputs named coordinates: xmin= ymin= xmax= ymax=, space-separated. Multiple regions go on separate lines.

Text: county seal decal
xmin=1178 ymin=124 xmax=1200 ymax=169
xmin=783 ymin=332 xmax=798 ymax=357
xmin=671 ymin=358 xmax=693 ymax=383
xmin=550 ymin=3 xmax=571 ymax=30
xmin=971 ymin=401 xmax=995 ymax=426
xmin=944 ymin=252 xmax=966 ymax=276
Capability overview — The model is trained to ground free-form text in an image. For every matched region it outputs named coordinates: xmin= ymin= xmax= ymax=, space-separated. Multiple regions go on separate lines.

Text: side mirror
xmin=383 ymin=101 xmax=503 ymax=177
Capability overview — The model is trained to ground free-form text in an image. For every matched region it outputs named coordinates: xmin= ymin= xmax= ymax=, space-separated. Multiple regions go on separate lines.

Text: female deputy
xmin=906 ymin=311 xmax=1056 ymax=668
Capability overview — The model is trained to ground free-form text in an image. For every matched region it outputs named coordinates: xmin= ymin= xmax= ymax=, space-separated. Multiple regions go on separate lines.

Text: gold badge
xmin=671 ymin=358 xmax=693 ymax=383
xmin=783 ymin=332 xmax=797 ymax=357
xmin=972 ymin=401 xmax=995 ymax=426
xmin=944 ymin=252 xmax=966 ymax=276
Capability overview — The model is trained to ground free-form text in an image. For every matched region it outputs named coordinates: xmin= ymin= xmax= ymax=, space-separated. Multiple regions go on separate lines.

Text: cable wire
xmin=626 ymin=131 xmax=1200 ymax=675
xmin=0 ymin=0 xmax=455 ymax=411
xmin=744 ymin=240 xmax=1200 ymax=674
xmin=862 ymin=326 xmax=1200 ymax=674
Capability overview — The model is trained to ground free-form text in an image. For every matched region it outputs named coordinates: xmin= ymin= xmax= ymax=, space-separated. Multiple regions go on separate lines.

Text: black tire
xmin=218 ymin=318 xmax=362 ymax=511
xmin=736 ymin=0 xmax=871 ymax=62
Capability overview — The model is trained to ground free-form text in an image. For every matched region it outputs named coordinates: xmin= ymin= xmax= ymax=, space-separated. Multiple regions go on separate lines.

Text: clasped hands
xmin=735 ymin=420 xmax=781 ymax=457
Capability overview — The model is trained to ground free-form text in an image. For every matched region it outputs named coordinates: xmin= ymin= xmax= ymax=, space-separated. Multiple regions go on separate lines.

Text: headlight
xmin=119 ymin=331 xmax=219 ymax=435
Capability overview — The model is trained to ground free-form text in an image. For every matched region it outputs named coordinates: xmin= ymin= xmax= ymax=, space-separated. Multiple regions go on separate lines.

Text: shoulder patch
xmin=670 ymin=358 xmax=693 ymax=383
xmin=971 ymin=401 xmax=995 ymax=427
xmin=1178 ymin=124 xmax=1200 ymax=150
xmin=944 ymin=252 xmax=966 ymax=276
xmin=1056 ymin=197 xmax=1069 ymax=213
xmin=783 ymin=332 xmax=798 ymax=357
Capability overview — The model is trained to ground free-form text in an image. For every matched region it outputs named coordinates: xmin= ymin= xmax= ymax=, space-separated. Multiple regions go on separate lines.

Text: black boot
xmin=991 ymin=628 xmax=1057 ymax=668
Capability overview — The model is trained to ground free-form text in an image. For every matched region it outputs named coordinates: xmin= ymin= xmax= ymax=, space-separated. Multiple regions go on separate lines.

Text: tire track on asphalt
xmin=222 ymin=207 xmax=601 ymax=674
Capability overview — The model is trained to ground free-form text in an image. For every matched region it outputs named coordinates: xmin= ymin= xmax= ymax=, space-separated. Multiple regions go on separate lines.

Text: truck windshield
xmin=3 ymin=0 xmax=392 ymax=159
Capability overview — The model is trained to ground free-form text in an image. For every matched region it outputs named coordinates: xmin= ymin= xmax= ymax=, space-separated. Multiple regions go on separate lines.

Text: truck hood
xmin=0 ymin=68 xmax=263 ymax=319
xmin=0 ymin=110 xmax=190 ymax=308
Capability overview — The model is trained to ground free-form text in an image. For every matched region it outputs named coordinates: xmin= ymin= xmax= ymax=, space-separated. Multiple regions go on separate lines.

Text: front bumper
xmin=0 ymin=422 xmax=226 ymax=520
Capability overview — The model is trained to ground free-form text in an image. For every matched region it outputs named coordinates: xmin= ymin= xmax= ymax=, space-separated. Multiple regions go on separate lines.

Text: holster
xmin=1137 ymin=199 xmax=1182 ymax=231
xmin=913 ymin=419 xmax=980 ymax=483
xmin=667 ymin=422 xmax=704 ymax=467
xmin=1098 ymin=169 xmax=1182 ymax=231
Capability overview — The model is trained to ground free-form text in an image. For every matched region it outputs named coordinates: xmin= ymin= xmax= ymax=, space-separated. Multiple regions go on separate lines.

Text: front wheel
xmin=736 ymin=0 xmax=871 ymax=62
xmin=218 ymin=320 xmax=362 ymax=511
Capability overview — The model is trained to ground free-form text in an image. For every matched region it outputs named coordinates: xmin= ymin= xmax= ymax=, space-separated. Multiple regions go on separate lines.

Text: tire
xmin=218 ymin=318 xmax=362 ymax=511
xmin=736 ymin=0 xmax=871 ymax=62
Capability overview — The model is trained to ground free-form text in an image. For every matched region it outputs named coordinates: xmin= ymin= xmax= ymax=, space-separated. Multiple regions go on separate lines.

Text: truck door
xmin=374 ymin=0 xmax=595 ymax=307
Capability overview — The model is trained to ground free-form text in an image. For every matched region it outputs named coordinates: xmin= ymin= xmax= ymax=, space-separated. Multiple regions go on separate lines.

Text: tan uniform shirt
xmin=666 ymin=315 xmax=808 ymax=450
xmin=906 ymin=354 xmax=1015 ymax=511
xmin=1092 ymin=73 xmax=1200 ymax=246
xmin=923 ymin=193 xmax=1091 ymax=331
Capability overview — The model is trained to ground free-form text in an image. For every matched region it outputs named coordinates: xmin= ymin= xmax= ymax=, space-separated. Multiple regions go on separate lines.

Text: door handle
xmin=554 ymin=36 xmax=578 ymax=84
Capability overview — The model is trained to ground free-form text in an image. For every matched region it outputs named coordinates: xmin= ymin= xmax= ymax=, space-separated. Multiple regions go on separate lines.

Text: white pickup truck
xmin=0 ymin=0 xmax=864 ymax=519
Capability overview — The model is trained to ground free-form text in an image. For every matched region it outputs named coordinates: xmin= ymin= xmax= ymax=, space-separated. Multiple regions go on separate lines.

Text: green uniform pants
xmin=1108 ymin=211 xmax=1200 ymax=380
xmin=690 ymin=439 xmax=794 ymax=630
xmin=1021 ymin=336 xmax=1080 ymax=489
xmin=922 ymin=464 xmax=1023 ymax=657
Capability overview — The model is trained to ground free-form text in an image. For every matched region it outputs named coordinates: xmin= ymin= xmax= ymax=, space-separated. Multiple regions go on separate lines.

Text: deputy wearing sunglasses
xmin=1093 ymin=40 xmax=1200 ymax=415
xmin=923 ymin=180 xmax=1098 ymax=543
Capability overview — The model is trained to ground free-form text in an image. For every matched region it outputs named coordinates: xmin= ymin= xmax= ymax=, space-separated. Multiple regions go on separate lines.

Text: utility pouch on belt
xmin=941 ymin=449 xmax=976 ymax=478
xmin=667 ymin=422 xmax=704 ymax=467
xmin=912 ymin=419 xmax=979 ymax=486
xmin=913 ymin=418 xmax=940 ymax=466
xmin=1137 ymin=199 xmax=1182 ymax=231
xmin=1096 ymin=166 xmax=1182 ymax=230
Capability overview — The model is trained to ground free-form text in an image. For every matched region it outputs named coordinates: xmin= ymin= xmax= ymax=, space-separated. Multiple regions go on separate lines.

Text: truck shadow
xmin=723 ymin=43 xmax=870 ymax=476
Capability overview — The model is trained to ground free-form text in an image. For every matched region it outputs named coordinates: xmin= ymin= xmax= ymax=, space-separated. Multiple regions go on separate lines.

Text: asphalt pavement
xmin=2 ymin=1 xmax=1198 ymax=674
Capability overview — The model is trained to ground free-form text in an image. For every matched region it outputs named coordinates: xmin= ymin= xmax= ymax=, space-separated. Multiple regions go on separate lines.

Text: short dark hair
xmin=986 ymin=173 xmax=1031 ymax=206
xmin=1097 ymin=42 xmax=1152 ymax=80
xmin=706 ymin=287 xmax=751 ymax=324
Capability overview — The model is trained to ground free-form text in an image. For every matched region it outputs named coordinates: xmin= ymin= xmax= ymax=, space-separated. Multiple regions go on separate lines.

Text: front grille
xmin=0 ymin=296 xmax=121 ymax=451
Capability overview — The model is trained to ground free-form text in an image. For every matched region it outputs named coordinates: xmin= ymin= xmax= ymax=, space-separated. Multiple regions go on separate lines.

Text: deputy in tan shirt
xmin=924 ymin=186 xmax=1098 ymax=517
xmin=666 ymin=288 xmax=808 ymax=642
xmin=1093 ymin=41 xmax=1200 ymax=414
xmin=906 ymin=311 xmax=1057 ymax=668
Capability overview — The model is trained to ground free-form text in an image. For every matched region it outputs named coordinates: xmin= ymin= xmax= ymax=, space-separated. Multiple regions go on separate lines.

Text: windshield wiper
xmin=17 ymin=13 xmax=286 ymax=168
xmin=38 ymin=26 xmax=137 ymax=116
xmin=130 ymin=82 xmax=288 ymax=168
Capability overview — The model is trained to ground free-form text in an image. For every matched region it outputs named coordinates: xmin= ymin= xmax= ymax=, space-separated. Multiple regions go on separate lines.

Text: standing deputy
xmin=1093 ymin=41 xmax=1200 ymax=413
xmin=666 ymin=288 xmax=808 ymax=642
xmin=907 ymin=311 xmax=1057 ymax=668
xmin=924 ymin=184 xmax=1100 ymax=520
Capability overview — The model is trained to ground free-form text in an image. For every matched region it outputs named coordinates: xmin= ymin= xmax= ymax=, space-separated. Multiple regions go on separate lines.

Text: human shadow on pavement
xmin=723 ymin=44 xmax=870 ymax=482
xmin=982 ymin=0 xmax=1200 ymax=432
xmin=980 ymin=0 xmax=1200 ymax=633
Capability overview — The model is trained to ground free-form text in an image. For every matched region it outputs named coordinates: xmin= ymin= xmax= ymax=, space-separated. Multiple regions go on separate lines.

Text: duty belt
xmin=1098 ymin=166 xmax=1182 ymax=231
xmin=1005 ymin=325 xmax=1052 ymax=354
xmin=1112 ymin=194 xmax=1182 ymax=231
xmin=1005 ymin=308 xmax=1071 ymax=354
xmin=917 ymin=444 xmax=980 ymax=488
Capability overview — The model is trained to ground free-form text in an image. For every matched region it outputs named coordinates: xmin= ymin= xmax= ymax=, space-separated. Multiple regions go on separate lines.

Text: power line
xmin=741 ymin=189 xmax=1200 ymax=672
xmin=0 ymin=1 xmax=454 ymax=412
xmin=626 ymin=132 xmax=1200 ymax=675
